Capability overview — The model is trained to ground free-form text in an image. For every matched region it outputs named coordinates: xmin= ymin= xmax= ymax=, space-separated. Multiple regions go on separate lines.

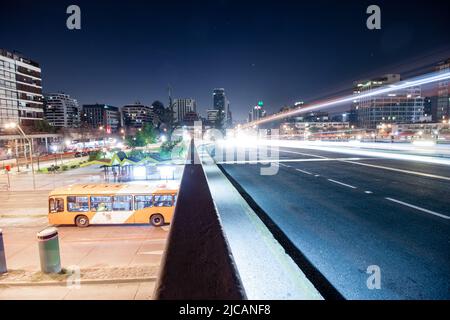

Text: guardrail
xmin=153 ymin=139 xmax=246 ymax=299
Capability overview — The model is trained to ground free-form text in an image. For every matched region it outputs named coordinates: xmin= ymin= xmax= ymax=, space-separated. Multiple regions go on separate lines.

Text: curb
xmin=0 ymin=276 xmax=157 ymax=287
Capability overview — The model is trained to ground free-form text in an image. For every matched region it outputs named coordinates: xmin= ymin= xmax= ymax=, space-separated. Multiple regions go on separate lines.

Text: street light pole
xmin=17 ymin=125 xmax=36 ymax=190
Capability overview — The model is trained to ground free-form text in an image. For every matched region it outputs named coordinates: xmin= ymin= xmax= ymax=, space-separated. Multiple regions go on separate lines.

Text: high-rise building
xmin=0 ymin=49 xmax=44 ymax=127
xmin=213 ymin=88 xmax=226 ymax=111
xmin=226 ymin=100 xmax=232 ymax=126
xmin=173 ymin=98 xmax=196 ymax=124
xmin=352 ymin=74 xmax=424 ymax=128
xmin=122 ymin=103 xmax=155 ymax=129
xmin=44 ymin=93 xmax=80 ymax=128
xmin=213 ymin=88 xmax=232 ymax=127
xmin=248 ymin=105 xmax=266 ymax=122
xmin=436 ymin=59 xmax=450 ymax=122
xmin=82 ymin=104 xmax=120 ymax=133
xmin=206 ymin=109 xmax=219 ymax=124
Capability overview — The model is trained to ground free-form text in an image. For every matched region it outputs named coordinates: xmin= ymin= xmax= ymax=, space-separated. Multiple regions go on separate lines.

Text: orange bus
xmin=48 ymin=184 xmax=178 ymax=227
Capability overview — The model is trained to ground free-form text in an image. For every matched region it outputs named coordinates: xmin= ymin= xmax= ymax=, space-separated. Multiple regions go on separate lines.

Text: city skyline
xmin=1 ymin=0 xmax=449 ymax=121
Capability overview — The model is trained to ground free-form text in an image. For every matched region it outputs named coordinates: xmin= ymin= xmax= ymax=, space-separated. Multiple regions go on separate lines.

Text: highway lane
xmin=219 ymin=146 xmax=450 ymax=299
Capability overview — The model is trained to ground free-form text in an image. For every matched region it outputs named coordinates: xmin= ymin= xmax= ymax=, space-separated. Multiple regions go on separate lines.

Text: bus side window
xmin=90 ymin=196 xmax=113 ymax=212
xmin=134 ymin=195 xmax=153 ymax=210
xmin=67 ymin=196 xmax=89 ymax=212
xmin=112 ymin=195 xmax=132 ymax=211
xmin=154 ymin=194 xmax=172 ymax=207
xmin=173 ymin=194 xmax=177 ymax=206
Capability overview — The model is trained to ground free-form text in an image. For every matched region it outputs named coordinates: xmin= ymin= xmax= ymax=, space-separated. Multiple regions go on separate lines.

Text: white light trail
xmin=243 ymin=71 xmax=450 ymax=128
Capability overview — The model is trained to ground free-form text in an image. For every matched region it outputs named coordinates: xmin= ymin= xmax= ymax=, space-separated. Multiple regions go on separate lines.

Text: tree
xmin=152 ymin=100 xmax=174 ymax=137
xmin=125 ymin=123 xmax=157 ymax=147
xmin=151 ymin=100 xmax=165 ymax=128
xmin=30 ymin=119 xmax=57 ymax=133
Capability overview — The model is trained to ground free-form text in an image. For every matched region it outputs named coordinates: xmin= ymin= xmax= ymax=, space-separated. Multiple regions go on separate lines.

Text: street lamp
xmin=4 ymin=122 xmax=36 ymax=190
xmin=98 ymin=126 xmax=107 ymax=147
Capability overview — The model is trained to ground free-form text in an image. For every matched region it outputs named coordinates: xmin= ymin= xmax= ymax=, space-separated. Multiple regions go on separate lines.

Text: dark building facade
xmin=82 ymin=104 xmax=120 ymax=133
xmin=213 ymin=88 xmax=231 ymax=127
xmin=423 ymin=96 xmax=437 ymax=122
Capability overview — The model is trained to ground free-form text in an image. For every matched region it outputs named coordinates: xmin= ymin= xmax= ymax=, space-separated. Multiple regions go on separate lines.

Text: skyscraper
xmin=248 ymin=104 xmax=266 ymax=122
xmin=213 ymin=88 xmax=231 ymax=127
xmin=213 ymin=88 xmax=226 ymax=111
xmin=0 ymin=49 xmax=44 ymax=127
xmin=44 ymin=93 xmax=80 ymax=128
xmin=173 ymin=98 xmax=196 ymax=124
xmin=436 ymin=59 xmax=450 ymax=122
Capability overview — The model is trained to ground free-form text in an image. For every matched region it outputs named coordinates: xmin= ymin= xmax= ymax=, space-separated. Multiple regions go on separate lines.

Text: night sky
xmin=1 ymin=0 xmax=449 ymax=122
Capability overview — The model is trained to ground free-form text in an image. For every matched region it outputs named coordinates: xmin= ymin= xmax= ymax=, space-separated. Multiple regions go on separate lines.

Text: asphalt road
xmin=220 ymin=146 xmax=450 ymax=299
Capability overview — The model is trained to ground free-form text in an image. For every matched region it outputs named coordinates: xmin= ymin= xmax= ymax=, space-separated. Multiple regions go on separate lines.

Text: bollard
xmin=0 ymin=229 xmax=7 ymax=274
xmin=37 ymin=227 xmax=61 ymax=273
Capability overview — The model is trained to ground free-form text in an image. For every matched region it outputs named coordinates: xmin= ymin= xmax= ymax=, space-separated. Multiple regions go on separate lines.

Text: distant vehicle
xmin=74 ymin=151 xmax=89 ymax=157
xmin=48 ymin=183 xmax=178 ymax=227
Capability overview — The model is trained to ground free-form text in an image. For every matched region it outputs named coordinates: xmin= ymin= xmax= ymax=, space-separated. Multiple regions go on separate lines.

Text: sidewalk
xmin=0 ymin=281 xmax=156 ymax=300
xmin=0 ymin=164 xmax=104 ymax=192
xmin=0 ymin=220 xmax=169 ymax=300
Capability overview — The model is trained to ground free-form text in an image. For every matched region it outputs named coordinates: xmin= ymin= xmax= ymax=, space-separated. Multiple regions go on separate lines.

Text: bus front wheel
xmin=75 ymin=215 xmax=90 ymax=228
xmin=150 ymin=214 xmax=164 ymax=227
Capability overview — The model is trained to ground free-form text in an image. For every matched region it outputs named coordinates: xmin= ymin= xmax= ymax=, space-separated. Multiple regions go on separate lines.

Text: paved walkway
xmin=0 ymin=218 xmax=169 ymax=300
xmin=0 ymin=281 xmax=156 ymax=300
xmin=2 ymin=219 xmax=169 ymax=271
xmin=0 ymin=164 xmax=104 ymax=193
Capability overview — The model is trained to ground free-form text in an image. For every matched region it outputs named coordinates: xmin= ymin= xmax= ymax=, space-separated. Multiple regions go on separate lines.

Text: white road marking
xmin=385 ymin=197 xmax=450 ymax=220
xmin=327 ymin=179 xmax=357 ymax=189
xmin=343 ymin=160 xmax=450 ymax=182
xmin=275 ymin=149 xmax=328 ymax=159
xmin=364 ymin=191 xmax=373 ymax=194
xmin=295 ymin=168 xmax=313 ymax=175
xmin=218 ymin=158 xmax=375 ymax=165
xmin=314 ymin=175 xmax=320 ymax=177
